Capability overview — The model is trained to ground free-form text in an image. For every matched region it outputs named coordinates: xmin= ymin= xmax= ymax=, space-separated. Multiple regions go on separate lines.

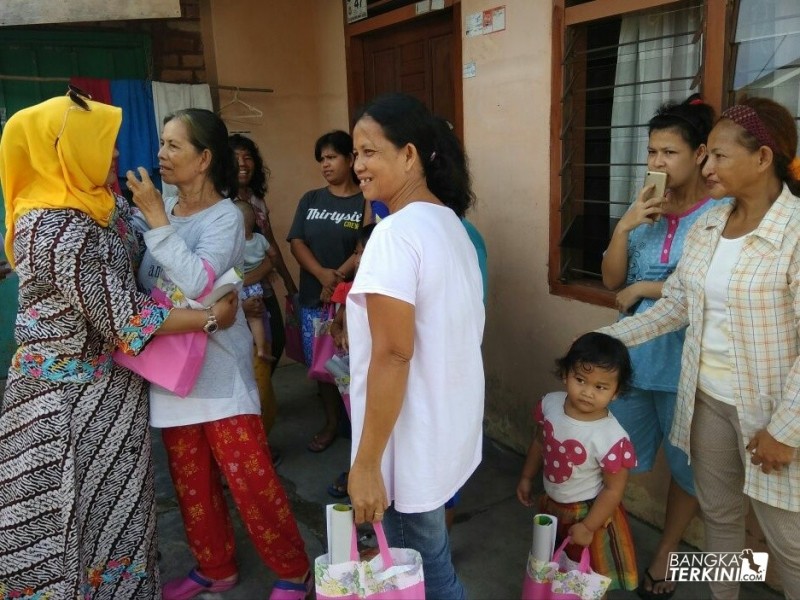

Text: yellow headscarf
xmin=0 ymin=94 xmax=122 ymax=267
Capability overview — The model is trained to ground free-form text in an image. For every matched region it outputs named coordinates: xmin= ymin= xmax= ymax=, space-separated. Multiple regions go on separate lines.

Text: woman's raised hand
xmin=618 ymin=184 xmax=665 ymax=232
xmin=126 ymin=167 xmax=170 ymax=229
xmin=210 ymin=292 xmax=239 ymax=330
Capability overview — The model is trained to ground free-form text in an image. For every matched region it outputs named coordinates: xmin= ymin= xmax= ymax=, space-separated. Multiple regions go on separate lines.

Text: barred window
xmin=551 ymin=1 xmax=704 ymax=303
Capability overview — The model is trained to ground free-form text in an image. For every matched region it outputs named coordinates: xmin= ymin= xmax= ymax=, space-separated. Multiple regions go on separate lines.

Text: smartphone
xmin=643 ymin=171 xmax=667 ymax=221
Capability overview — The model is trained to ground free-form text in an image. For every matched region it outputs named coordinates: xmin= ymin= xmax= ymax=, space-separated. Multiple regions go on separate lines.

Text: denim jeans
xmin=383 ymin=504 xmax=466 ymax=600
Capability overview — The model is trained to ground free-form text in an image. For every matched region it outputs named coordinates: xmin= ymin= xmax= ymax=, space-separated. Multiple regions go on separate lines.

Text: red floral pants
xmin=162 ymin=414 xmax=309 ymax=579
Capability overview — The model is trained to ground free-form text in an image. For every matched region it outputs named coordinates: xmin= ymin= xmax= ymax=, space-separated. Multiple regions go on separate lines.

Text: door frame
xmin=344 ymin=0 xmax=463 ymax=141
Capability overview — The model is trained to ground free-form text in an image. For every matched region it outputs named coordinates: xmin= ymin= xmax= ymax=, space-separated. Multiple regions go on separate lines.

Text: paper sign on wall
xmin=347 ymin=0 xmax=367 ymax=23
xmin=466 ymin=6 xmax=506 ymax=37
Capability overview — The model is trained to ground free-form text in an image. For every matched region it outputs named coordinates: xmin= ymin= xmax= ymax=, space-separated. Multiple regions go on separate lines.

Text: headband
xmin=721 ymin=104 xmax=779 ymax=154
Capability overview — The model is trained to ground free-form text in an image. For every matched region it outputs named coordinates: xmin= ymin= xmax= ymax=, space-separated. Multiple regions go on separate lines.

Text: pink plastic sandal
xmin=162 ymin=568 xmax=238 ymax=600
xmin=268 ymin=572 xmax=312 ymax=600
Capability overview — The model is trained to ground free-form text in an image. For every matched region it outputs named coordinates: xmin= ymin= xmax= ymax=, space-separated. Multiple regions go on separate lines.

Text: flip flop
xmin=307 ymin=432 xmax=336 ymax=453
xmin=637 ymin=567 xmax=676 ymax=600
xmin=162 ymin=568 xmax=238 ymax=600
xmin=327 ymin=471 xmax=349 ymax=498
xmin=269 ymin=572 xmax=313 ymax=600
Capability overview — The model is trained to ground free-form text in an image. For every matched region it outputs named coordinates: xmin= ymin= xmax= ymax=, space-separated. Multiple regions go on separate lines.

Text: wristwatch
xmin=203 ymin=308 xmax=219 ymax=334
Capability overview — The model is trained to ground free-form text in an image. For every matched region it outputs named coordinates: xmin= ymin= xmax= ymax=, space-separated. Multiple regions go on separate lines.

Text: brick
xmin=160 ymin=54 xmax=180 ymax=68
xmin=159 ymin=69 xmax=194 ymax=84
xmin=162 ymin=35 xmax=195 ymax=54
xmin=182 ymin=54 xmax=205 ymax=69
xmin=194 ymin=69 xmax=206 ymax=82
xmin=167 ymin=21 xmax=201 ymax=33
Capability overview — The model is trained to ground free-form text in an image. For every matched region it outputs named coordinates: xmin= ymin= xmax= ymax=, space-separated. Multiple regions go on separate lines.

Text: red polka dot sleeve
xmin=599 ymin=437 xmax=637 ymax=473
xmin=533 ymin=400 xmax=545 ymax=425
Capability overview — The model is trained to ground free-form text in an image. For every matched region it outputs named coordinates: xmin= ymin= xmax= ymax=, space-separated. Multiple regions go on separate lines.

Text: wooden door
xmin=348 ymin=8 xmax=460 ymax=133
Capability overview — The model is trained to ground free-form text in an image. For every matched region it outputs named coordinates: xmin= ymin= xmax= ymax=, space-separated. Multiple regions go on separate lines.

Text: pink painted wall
xmin=202 ymin=0 xmax=351 ymax=303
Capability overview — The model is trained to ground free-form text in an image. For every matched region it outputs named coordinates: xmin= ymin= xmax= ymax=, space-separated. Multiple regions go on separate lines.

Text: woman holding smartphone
xmin=601 ymin=94 xmax=725 ymax=600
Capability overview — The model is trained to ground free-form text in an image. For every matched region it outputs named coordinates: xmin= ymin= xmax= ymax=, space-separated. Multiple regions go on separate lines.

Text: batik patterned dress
xmin=0 ymin=198 xmax=168 ymax=599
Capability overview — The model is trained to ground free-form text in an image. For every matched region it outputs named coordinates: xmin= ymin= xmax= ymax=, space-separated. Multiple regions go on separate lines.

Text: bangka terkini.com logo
xmin=667 ymin=550 xmax=768 ymax=582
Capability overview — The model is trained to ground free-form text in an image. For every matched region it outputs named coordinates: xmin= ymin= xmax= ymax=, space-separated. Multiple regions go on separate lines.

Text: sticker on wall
xmin=463 ymin=62 xmax=477 ymax=79
xmin=431 ymin=0 xmax=445 ymax=9
xmin=416 ymin=0 xmax=430 ymax=14
xmin=466 ymin=6 xmax=506 ymax=37
xmin=346 ymin=0 xmax=367 ymax=23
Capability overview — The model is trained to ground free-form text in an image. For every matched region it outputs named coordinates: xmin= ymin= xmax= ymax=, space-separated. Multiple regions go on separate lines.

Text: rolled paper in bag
xmin=531 ymin=513 xmax=558 ymax=562
xmin=327 ymin=503 xmax=354 ymax=565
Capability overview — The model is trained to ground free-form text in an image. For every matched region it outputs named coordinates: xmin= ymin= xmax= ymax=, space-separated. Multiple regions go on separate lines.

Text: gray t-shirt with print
xmin=287 ymin=186 xmax=364 ymax=306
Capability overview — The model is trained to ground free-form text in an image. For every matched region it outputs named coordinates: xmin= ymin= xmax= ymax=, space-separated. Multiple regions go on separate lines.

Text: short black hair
xmin=314 ymin=130 xmax=354 ymax=162
xmin=555 ymin=332 xmax=632 ymax=393
xmin=314 ymin=130 xmax=358 ymax=184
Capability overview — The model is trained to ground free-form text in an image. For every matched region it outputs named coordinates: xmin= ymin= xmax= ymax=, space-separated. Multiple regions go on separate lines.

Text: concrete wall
xmin=460 ymin=0 xmax=616 ymax=449
xmin=202 ymin=0 xmax=350 ymax=292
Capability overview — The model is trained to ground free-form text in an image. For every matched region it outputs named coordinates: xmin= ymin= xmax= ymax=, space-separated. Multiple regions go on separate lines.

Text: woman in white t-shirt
xmin=347 ymin=93 xmax=484 ymax=600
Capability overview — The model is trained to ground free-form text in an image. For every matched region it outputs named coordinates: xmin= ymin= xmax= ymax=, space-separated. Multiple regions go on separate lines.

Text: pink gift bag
xmin=308 ymin=304 xmax=337 ymax=384
xmin=113 ymin=331 xmax=207 ymax=397
xmin=315 ymin=521 xmax=425 ymax=600
xmin=521 ymin=537 xmax=611 ymax=600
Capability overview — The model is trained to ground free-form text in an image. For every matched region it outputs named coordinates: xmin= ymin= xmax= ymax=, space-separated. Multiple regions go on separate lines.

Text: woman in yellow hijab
xmin=0 ymin=90 xmax=238 ymax=599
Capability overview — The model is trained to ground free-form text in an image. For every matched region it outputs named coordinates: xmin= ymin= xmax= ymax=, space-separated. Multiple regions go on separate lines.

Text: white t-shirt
xmin=699 ymin=235 xmax=746 ymax=405
xmin=243 ymin=232 xmax=269 ymax=273
xmin=537 ymin=392 xmax=637 ymax=503
xmin=347 ymin=202 xmax=485 ymax=513
xmin=135 ymin=197 xmax=260 ymax=427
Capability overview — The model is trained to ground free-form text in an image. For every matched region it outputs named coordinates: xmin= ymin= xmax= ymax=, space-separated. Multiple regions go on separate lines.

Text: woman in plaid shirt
xmin=601 ymin=96 xmax=800 ymax=599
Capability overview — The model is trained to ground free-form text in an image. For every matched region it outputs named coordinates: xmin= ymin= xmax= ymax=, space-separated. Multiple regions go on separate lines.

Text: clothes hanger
xmin=218 ymin=87 xmax=263 ymax=121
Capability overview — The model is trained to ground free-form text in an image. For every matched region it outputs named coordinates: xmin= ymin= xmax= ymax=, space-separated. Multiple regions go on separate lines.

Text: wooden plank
xmin=345 ymin=0 xmax=454 ymax=37
xmin=0 ymin=0 xmax=181 ymax=27
xmin=549 ymin=1 xmax=566 ymax=293
xmin=549 ymin=0 xmax=616 ymax=306
xmin=451 ymin=1 xmax=463 ymax=142
xmin=702 ymin=0 xmax=733 ymax=115
xmin=565 ymin=0 xmax=680 ymax=26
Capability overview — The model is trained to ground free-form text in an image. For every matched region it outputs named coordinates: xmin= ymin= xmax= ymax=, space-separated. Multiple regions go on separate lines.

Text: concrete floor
xmin=0 ymin=367 xmax=783 ymax=599
xmin=153 ymin=363 xmax=783 ymax=599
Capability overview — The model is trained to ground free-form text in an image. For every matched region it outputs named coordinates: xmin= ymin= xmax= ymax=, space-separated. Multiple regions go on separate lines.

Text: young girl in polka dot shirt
xmin=517 ymin=332 xmax=639 ymax=592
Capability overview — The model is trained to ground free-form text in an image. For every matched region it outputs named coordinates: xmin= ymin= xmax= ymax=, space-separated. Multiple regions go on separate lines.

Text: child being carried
xmin=236 ymin=200 xmax=274 ymax=362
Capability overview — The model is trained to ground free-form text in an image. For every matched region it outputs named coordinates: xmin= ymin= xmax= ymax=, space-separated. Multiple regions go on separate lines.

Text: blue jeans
xmin=383 ymin=504 xmax=465 ymax=600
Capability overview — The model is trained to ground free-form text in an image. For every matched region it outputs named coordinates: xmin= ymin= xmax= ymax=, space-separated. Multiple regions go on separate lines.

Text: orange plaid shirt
xmin=601 ymin=184 xmax=800 ymax=511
